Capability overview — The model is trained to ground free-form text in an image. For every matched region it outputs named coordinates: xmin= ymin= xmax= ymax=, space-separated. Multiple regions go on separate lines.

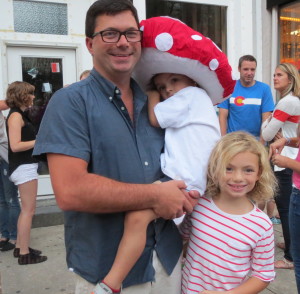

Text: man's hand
xmin=152 ymin=180 xmax=194 ymax=219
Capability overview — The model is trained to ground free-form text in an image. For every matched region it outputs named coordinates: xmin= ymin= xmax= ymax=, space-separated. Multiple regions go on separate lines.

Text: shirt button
xmin=109 ymin=96 xmax=113 ymax=101
xmin=115 ymin=89 xmax=120 ymax=94
xmin=121 ymin=106 xmax=125 ymax=111
xmin=144 ymin=161 xmax=149 ymax=166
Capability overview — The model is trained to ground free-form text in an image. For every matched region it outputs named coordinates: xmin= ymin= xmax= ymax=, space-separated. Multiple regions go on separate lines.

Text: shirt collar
xmin=90 ymin=68 xmax=147 ymax=105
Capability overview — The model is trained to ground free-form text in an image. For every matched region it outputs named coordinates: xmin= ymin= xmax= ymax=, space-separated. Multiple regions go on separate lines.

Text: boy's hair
xmin=206 ymin=131 xmax=277 ymax=202
xmin=276 ymin=63 xmax=300 ymax=98
xmin=147 ymin=73 xmax=198 ymax=91
xmin=85 ymin=0 xmax=139 ymax=38
xmin=238 ymin=55 xmax=257 ymax=68
xmin=6 ymin=81 xmax=35 ymax=109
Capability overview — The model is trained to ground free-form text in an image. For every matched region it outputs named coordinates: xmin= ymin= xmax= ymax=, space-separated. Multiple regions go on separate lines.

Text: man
xmin=218 ymin=55 xmax=274 ymax=142
xmin=33 ymin=1 xmax=197 ymax=294
xmin=0 ymin=100 xmax=20 ymax=252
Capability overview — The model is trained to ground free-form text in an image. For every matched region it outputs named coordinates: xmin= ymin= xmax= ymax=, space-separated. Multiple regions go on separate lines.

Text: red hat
xmin=133 ymin=16 xmax=236 ymax=105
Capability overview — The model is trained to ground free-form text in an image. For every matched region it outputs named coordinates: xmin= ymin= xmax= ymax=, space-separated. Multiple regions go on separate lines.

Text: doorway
xmin=6 ymin=46 xmax=77 ymax=196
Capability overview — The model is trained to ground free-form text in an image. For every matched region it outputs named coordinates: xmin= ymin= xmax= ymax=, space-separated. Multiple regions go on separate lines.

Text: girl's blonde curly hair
xmin=206 ymin=131 xmax=277 ymax=202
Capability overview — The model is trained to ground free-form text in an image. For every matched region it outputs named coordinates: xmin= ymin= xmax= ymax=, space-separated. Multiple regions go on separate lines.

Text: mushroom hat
xmin=133 ymin=16 xmax=236 ymax=105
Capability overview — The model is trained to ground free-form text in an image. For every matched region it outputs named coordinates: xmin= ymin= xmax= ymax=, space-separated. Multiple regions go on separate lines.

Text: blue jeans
xmin=0 ymin=158 xmax=20 ymax=240
xmin=290 ymin=187 xmax=300 ymax=293
xmin=275 ymin=168 xmax=293 ymax=261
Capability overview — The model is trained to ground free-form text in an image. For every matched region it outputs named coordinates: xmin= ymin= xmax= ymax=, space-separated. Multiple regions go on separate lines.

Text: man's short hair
xmin=85 ymin=0 xmax=139 ymax=38
xmin=238 ymin=55 xmax=257 ymax=68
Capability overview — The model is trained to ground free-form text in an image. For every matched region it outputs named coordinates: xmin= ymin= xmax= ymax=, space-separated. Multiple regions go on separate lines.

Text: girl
xmin=180 ymin=131 xmax=277 ymax=293
xmin=6 ymin=81 xmax=47 ymax=265
xmin=269 ymin=130 xmax=300 ymax=293
xmin=261 ymin=63 xmax=300 ymax=269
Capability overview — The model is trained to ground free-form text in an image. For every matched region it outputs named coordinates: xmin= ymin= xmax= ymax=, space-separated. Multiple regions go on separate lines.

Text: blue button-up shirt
xmin=33 ymin=69 xmax=182 ymax=287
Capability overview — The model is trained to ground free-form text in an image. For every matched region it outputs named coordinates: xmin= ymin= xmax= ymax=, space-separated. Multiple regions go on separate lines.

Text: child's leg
xmin=103 ymin=209 xmax=157 ymax=290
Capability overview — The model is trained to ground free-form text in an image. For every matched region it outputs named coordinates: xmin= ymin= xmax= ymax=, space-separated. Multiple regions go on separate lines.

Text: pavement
xmin=0 ymin=203 xmax=298 ymax=294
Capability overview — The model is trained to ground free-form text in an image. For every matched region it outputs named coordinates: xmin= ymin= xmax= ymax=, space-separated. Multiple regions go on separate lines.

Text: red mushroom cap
xmin=133 ymin=16 xmax=236 ymax=105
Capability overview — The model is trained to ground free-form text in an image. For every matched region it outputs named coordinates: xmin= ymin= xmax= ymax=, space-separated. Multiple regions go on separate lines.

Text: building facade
xmin=0 ymin=0 xmax=299 ymax=195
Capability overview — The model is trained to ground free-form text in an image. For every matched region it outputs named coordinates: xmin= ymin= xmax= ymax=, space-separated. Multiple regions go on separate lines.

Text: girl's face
xmin=273 ymin=67 xmax=291 ymax=95
xmin=219 ymin=151 xmax=260 ymax=200
xmin=153 ymin=73 xmax=195 ymax=100
xmin=28 ymin=93 xmax=35 ymax=107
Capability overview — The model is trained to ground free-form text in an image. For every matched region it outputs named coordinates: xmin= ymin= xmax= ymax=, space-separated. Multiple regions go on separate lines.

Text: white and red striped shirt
xmin=180 ymin=196 xmax=275 ymax=293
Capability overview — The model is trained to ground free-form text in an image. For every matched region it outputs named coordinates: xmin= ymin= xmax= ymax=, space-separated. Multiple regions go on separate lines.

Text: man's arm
xmin=218 ymin=108 xmax=228 ymax=136
xmin=47 ymin=153 xmax=195 ymax=219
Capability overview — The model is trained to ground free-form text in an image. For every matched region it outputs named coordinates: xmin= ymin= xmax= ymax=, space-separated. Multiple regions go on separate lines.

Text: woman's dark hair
xmin=6 ymin=81 xmax=35 ymax=108
xmin=85 ymin=0 xmax=139 ymax=38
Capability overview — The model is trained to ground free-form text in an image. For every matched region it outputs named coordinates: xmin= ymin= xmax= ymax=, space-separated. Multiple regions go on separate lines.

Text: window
xmin=279 ymin=1 xmax=300 ymax=70
xmin=13 ymin=0 xmax=68 ymax=35
xmin=22 ymin=57 xmax=63 ymax=132
xmin=146 ymin=0 xmax=227 ymax=52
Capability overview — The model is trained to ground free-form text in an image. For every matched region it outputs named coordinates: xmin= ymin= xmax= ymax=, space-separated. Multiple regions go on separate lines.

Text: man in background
xmin=218 ymin=54 xmax=274 ymax=143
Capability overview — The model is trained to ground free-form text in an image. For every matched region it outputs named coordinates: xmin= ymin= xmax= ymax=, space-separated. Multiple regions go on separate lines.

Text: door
xmin=6 ymin=46 xmax=77 ymax=196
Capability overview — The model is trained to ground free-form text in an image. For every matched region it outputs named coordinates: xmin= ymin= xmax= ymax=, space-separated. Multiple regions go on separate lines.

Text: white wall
xmin=0 ymin=0 xmax=93 ymax=97
xmin=226 ymin=0 xmax=272 ymax=83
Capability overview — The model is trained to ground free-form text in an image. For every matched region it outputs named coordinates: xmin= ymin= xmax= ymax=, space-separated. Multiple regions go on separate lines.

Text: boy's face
xmin=153 ymin=73 xmax=195 ymax=100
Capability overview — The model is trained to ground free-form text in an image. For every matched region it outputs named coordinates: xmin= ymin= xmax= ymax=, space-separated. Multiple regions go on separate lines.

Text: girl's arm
xmin=272 ymin=153 xmax=300 ymax=174
xmin=200 ymin=277 xmax=269 ymax=294
xmin=269 ymin=137 xmax=299 ymax=159
xmin=147 ymin=90 xmax=161 ymax=127
xmin=7 ymin=112 xmax=35 ymax=152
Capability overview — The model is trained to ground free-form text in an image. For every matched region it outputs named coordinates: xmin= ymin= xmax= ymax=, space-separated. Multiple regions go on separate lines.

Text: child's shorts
xmin=10 ymin=163 xmax=39 ymax=185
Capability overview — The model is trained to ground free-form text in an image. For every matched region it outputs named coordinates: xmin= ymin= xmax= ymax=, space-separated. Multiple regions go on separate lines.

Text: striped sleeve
xmin=251 ymin=220 xmax=275 ymax=281
xmin=261 ymin=96 xmax=300 ymax=141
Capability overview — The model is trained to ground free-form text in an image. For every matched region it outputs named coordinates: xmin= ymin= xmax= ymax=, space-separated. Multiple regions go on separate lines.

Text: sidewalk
xmin=0 ymin=223 xmax=297 ymax=294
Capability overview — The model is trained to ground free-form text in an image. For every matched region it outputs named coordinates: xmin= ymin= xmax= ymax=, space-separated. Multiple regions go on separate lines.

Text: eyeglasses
xmin=92 ymin=29 xmax=142 ymax=43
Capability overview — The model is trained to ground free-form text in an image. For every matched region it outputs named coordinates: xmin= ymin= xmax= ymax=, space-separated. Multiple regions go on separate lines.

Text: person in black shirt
xmin=6 ymin=81 xmax=47 ymax=265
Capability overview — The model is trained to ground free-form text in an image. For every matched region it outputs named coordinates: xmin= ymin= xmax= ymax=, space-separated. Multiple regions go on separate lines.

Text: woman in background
xmin=6 ymin=81 xmax=47 ymax=265
xmin=261 ymin=63 xmax=300 ymax=269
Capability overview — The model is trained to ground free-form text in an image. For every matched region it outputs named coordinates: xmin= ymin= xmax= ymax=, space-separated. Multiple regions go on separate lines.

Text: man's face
xmin=85 ymin=10 xmax=141 ymax=81
xmin=238 ymin=61 xmax=256 ymax=87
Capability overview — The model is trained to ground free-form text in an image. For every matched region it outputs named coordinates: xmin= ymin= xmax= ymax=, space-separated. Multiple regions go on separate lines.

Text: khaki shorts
xmin=74 ymin=250 xmax=182 ymax=294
